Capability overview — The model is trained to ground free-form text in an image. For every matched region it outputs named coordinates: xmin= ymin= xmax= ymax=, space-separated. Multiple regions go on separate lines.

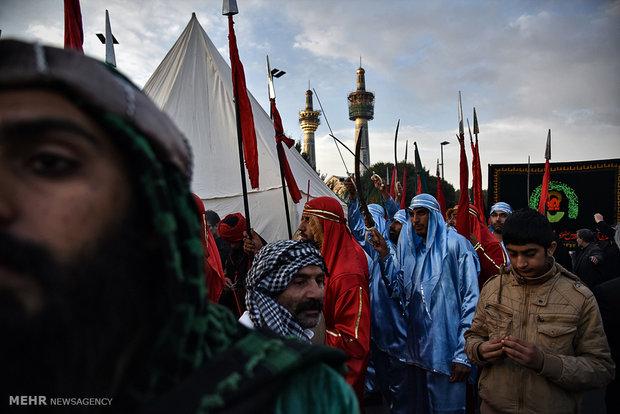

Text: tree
xmin=353 ymin=161 xmax=457 ymax=209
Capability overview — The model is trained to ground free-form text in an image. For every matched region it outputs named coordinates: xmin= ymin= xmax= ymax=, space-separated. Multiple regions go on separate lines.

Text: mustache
xmin=295 ymin=298 xmax=323 ymax=313
xmin=0 ymin=231 xmax=59 ymax=291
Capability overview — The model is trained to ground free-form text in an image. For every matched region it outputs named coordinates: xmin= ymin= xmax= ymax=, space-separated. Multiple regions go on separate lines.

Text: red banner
xmin=228 ymin=15 xmax=259 ymax=189
xmin=63 ymin=0 xmax=83 ymax=52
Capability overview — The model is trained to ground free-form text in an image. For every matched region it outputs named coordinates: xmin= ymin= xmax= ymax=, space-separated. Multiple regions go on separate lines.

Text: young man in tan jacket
xmin=465 ymin=208 xmax=614 ymax=413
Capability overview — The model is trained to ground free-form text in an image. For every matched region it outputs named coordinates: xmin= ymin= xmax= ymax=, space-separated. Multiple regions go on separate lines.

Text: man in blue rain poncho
xmin=369 ymin=194 xmax=480 ymax=413
xmin=346 ymin=191 xmax=411 ymax=413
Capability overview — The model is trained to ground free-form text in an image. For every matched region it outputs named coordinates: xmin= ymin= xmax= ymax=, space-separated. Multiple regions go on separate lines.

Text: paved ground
xmin=363 ymin=386 xmax=607 ymax=413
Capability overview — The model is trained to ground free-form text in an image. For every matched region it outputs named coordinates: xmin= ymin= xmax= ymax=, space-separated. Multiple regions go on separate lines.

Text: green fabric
xmin=97 ymin=111 xmax=355 ymax=413
xmin=272 ymin=364 xmax=360 ymax=414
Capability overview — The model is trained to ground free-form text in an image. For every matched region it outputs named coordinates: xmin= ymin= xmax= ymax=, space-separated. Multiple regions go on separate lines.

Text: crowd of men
xmin=1 ymin=40 xmax=617 ymax=414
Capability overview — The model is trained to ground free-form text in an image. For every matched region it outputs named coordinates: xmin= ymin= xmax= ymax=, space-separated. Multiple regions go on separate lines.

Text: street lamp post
xmin=440 ymin=140 xmax=450 ymax=182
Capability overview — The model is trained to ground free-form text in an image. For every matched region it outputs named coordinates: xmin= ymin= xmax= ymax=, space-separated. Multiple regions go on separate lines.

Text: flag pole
xmin=456 ymin=91 xmax=471 ymax=238
xmin=224 ymin=0 xmax=252 ymax=235
xmin=527 ymin=155 xmax=531 ymax=205
xmin=267 ymin=55 xmax=293 ymax=239
xmin=537 ymin=130 xmax=551 ymax=214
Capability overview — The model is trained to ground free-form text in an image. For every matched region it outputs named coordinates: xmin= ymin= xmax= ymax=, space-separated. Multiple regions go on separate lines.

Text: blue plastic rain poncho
xmin=379 ymin=194 xmax=480 ymax=412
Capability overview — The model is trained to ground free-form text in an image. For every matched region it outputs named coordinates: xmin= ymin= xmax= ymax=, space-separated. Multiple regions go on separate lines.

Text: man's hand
xmin=370 ymin=173 xmax=390 ymax=200
xmin=449 ymin=362 xmax=471 ymax=383
xmin=478 ymin=335 xmax=506 ymax=362
xmin=395 ymin=181 xmax=403 ymax=202
xmin=243 ymin=229 xmax=263 ymax=255
xmin=589 ymin=255 xmax=599 ymax=265
xmin=502 ymin=336 xmax=544 ymax=371
xmin=345 ymin=176 xmax=357 ymax=200
xmin=224 ymin=277 xmax=234 ymax=290
xmin=368 ymin=228 xmax=389 ymax=259
xmin=594 ymin=213 xmax=604 ymax=223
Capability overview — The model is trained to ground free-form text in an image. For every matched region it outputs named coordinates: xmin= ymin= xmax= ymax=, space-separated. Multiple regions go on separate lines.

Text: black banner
xmin=487 ymin=159 xmax=620 ymax=248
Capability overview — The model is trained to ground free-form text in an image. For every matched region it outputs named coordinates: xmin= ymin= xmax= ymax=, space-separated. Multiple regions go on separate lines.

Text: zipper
xmin=518 ymin=283 xmax=529 ymax=412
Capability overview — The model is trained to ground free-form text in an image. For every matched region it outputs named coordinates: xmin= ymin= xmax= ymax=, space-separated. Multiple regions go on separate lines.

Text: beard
xmin=0 ymin=206 xmax=160 ymax=407
xmin=492 ymin=223 xmax=503 ymax=234
xmin=292 ymin=298 xmax=323 ymax=329
xmin=389 ymin=230 xmax=399 ymax=243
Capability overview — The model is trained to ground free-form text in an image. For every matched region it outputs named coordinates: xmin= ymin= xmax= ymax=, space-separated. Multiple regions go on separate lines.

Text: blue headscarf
xmin=489 ymin=202 xmax=513 ymax=233
xmin=399 ymin=194 xmax=448 ymax=313
xmin=368 ymin=203 xmax=388 ymax=239
xmin=490 ymin=202 xmax=513 ymax=215
xmin=393 ymin=209 xmax=407 ymax=225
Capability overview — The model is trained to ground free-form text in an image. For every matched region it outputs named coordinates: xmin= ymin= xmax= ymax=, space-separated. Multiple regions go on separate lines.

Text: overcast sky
xmin=3 ymin=0 xmax=619 ymax=189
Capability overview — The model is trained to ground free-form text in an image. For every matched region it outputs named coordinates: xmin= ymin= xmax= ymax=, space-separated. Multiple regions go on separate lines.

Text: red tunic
xmin=303 ymin=197 xmax=370 ymax=406
xmin=468 ymin=204 xmax=507 ymax=287
xmin=192 ymin=194 xmax=225 ymax=303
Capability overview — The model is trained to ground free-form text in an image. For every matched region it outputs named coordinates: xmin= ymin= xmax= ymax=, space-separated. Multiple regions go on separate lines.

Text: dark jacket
xmin=573 ymin=243 xmax=604 ymax=289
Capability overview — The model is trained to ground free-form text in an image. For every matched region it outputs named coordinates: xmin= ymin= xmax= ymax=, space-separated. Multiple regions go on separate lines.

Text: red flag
xmin=470 ymin=135 xmax=485 ymax=218
xmin=538 ymin=130 xmax=551 ymax=214
xmin=456 ymin=133 xmax=471 ymax=238
xmin=468 ymin=110 xmax=484 ymax=219
xmin=400 ymin=142 xmax=408 ymax=209
xmin=436 ymin=160 xmax=447 ymax=217
xmin=271 ymin=98 xmax=302 ymax=203
xmin=228 ymin=15 xmax=259 ymax=189
xmin=64 ymin=0 xmax=83 ymax=52
xmin=474 ymin=138 xmax=484 ymax=218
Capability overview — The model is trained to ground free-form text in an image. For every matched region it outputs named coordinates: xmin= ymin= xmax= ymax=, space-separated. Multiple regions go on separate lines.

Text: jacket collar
xmin=510 ymin=257 xmax=557 ymax=286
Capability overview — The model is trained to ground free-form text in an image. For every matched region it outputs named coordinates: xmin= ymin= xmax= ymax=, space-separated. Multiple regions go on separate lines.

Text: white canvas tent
xmin=143 ymin=13 xmax=340 ymax=242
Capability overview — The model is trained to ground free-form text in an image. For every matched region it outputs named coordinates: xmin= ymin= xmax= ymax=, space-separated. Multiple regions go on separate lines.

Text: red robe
xmin=468 ymin=204 xmax=507 ymax=287
xmin=192 ymin=194 xmax=225 ymax=302
xmin=303 ymin=197 xmax=371 ymax=407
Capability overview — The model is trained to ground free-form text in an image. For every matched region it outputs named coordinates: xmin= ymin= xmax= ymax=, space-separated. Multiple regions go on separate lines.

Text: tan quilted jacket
xmin=465 ymin=260 xmax=615 ymax=414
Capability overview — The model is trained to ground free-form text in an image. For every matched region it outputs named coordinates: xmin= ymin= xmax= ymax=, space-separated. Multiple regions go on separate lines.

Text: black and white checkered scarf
xmin=245 ymin=240 xmax=327 ymax=342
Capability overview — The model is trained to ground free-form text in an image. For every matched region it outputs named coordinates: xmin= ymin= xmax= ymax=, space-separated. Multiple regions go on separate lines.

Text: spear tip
xmin=222 ymin=0 xmax=238 ymax=15
xmin=473 ymin=107 xmax=479 ymax=135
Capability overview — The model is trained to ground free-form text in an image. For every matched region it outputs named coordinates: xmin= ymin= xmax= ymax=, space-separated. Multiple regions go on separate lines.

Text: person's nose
xmin=515 ymin=255 xmax=528 ymax=269
xmin=308 ymin=279 xmax=324 ymax=302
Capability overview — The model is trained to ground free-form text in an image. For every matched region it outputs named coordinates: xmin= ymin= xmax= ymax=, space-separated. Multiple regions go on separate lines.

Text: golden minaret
xmin=299 ymin=89 xmax=320 ymax=169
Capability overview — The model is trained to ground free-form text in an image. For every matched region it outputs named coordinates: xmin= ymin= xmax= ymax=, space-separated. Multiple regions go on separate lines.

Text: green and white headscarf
xmin=0 ymin=39 xmax=348 ymax=414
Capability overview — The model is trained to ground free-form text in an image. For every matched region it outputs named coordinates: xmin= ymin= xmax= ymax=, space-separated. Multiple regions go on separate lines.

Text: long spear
xmin=267 ymin=55 xmax=297 ymax=239
xmin=223 ymin=0 xmax=258 ymax=235
xmin=472 ymin=108 xmax=485 ymax=217
xmin=456 ymin=91 xmax=471 ymax=238
xmin=527 ymin=155 xmax=531 ymax=205
xmin=537 ymin=130 xmax=551 ymax=214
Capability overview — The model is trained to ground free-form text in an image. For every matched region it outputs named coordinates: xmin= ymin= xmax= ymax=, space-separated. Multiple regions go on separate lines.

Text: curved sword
xmin=394 ymin=119 xmax=400 ymax=169
xmin=355 ymin=126 xmax=375 ymax=229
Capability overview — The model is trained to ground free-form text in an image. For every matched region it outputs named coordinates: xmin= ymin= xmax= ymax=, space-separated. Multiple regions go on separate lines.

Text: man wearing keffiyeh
xmin=297 ymin=196 xmax=371 ymax=411
xmin=241 ymin=240 xmax=327 ymax=342
xmin=0 ymin=39 xmax=359 ymax=414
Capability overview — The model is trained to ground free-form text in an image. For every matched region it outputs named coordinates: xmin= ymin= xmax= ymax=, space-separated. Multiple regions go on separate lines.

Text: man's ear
xmin=547 ymin=241 xmax=557 ymax=257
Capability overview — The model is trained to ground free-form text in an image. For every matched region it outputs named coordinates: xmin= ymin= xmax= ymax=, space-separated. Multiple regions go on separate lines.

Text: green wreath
xmin=529 ymin=181 xmax=578 ymax=222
